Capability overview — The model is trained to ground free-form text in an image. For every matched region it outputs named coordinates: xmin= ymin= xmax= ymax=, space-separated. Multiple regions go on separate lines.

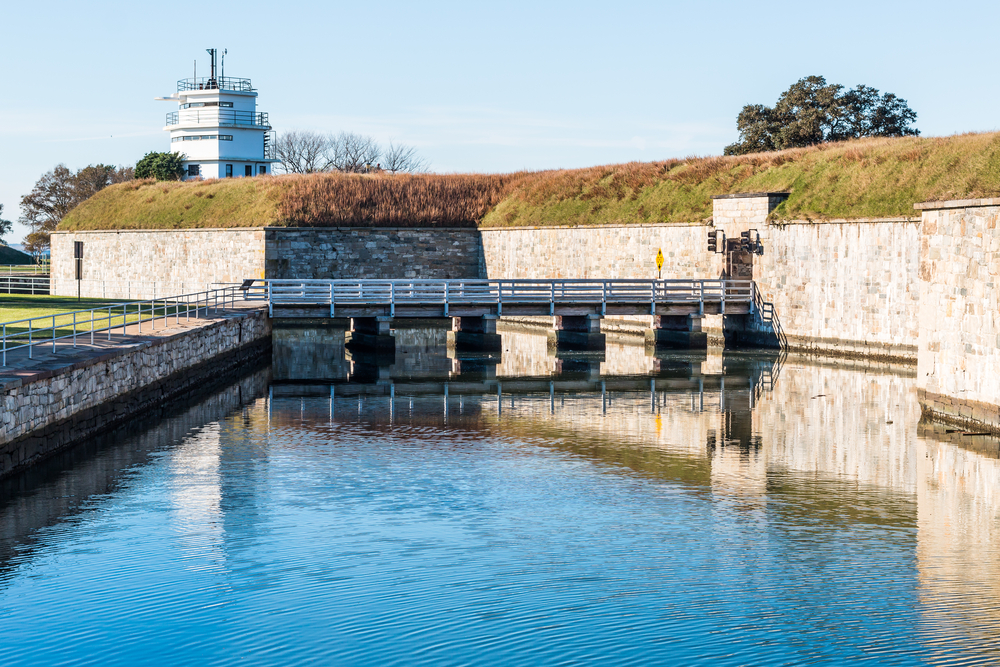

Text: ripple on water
xmin=0 ymin=367 xmax=999 ymax=665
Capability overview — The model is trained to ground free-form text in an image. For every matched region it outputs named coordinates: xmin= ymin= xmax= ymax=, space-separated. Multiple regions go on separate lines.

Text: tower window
xmin=187 ymin=164 xmax=200 ymax=177
xmin=225 ymin=164 xmax=233 ymax=178
xmin=245 ymin=165 xmax=253 ymax=177
xmin=258 ymin=165 xmax=267 ymax=175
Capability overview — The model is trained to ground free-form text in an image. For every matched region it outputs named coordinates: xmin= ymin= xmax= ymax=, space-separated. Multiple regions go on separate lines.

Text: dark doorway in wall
xmin=725 ymin=238 xmax=753 ymax=280
xmin=245 ymin=165 xmax=253 ymax=177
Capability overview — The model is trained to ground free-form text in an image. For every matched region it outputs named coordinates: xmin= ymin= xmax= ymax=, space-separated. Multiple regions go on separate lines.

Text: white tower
xmin=157 ymin=49 xmax=277 ymax=180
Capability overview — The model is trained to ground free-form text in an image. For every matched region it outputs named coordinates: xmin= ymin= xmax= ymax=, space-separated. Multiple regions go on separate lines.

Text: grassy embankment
xmin=0 ymin=246 xmax=33 ymax=264
xmin=58 ymin=132 xmax=1000 ymax=231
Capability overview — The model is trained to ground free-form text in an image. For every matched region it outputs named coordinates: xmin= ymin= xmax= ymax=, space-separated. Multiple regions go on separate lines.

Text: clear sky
xmin=2 ymin=0 xmax=997 ymax=243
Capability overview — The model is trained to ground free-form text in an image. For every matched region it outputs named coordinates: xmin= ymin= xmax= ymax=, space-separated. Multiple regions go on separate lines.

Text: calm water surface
xmin=2 ymin=325 xmax=999 ymax=665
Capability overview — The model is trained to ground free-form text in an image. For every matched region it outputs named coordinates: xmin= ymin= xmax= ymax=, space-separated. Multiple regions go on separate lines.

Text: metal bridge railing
xmin=0 ymin=285 xmax=249 ymax=367
xmin=252 ymin=278 xmax=754 ymax=316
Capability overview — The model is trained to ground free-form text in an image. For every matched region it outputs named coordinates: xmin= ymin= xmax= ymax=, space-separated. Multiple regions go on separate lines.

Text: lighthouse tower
xmin=157 ymin=49 xmax=277 ymax=180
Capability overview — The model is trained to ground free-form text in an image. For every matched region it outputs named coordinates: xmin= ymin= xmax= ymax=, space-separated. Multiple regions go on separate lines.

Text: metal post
xmin=28 ymin=320 xmax=32 ymax=359
xmin=73 ymin=312 xmax=77 ymax=348
xmin=2 ymin=323 xmax=5 ymax=366
xmin=52 ymin=315 xmax=56 ymax=353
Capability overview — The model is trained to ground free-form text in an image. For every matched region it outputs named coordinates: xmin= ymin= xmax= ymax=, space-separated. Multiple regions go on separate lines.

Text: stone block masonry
xmin=0 ymin=309 xmax=271 ymax=479
xmin=51 ymin=228 xmax=265 ymax=299
xmin=264 ymin=227 xmax=483 ymax=280
xmin=50 ymin=227 xmax=483 ymax=298
xmin=481 ymin=215 xmax=920 ymax=360
xmin=915 ymin=199 xmax=1000 ymax=432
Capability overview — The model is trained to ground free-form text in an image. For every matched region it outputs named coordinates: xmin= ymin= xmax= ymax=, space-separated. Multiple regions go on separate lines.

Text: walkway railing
xmin=253 ymin=278 xmax=754 ymax=316
xmin=1 ymin=285 xmax=246 ymax=366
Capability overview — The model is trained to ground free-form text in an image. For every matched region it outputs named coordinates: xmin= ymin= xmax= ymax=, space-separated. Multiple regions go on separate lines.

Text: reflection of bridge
xmin=253 ymin=278 xmax=763 ymax=352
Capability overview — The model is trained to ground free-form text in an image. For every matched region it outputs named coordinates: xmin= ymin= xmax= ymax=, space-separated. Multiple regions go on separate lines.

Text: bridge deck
xmin=254 ymin=279 xmax=754 ymax=319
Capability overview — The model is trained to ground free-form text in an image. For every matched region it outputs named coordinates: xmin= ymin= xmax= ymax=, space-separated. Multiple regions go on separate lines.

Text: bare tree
xmin=274 ymin=130 xmax=332 ymax=173
xmin=329 ymin=132 xmax=382 ymax=173
xmin=381 ymin=141 xmax=428 ymax=174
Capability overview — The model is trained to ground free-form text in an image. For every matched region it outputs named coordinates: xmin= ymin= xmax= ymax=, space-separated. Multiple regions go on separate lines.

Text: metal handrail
xmin=177 ymin=76 xmax=254 ymax=92
xmin=254 ymin=278 xmax=755 ymax=310
xmin=0 ymin=285 xmax=251 ymax=367
xmin=166 ymin=110 xmax=269 ymax=128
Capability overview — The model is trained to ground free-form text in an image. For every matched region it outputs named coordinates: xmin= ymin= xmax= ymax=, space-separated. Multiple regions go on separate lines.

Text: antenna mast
xmin=206 ymin=48 xmax=217 ymax=87
xmin=221 ymin=49 xmax=227 ymax=87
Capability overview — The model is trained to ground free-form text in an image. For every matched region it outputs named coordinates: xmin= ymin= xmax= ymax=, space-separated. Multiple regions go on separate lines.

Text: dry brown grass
xmin=277 ymin=172 xmax=534 ymax=227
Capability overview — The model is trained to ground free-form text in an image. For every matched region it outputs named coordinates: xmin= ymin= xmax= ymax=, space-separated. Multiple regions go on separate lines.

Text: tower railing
xmin=166 ymin=110 xmax=270 ymax=128
xmin=177 ymin=77 xmax=254 ymax=92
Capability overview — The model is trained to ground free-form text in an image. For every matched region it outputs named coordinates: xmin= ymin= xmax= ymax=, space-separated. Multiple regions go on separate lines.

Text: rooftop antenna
xmin=221 ymin=48 xmax=227 ymax=87
xmin=206 ymin=48 xmax=217 ymax=86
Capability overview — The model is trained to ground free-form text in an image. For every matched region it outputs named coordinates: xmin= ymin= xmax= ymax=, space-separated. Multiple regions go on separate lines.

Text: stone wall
xmin=51 ymin=229 xmax=265 ymax=299
xmin=711 ymin=192 xmax=789 ymax=232
xmin=480 ymin=217 xmax=921 ymax=360
xmin=0 ymin=310 xmax=271 ymax=478
xmin=915 ymin=199 xmax=1000 ymax=430
xmin=50 ymin=227 xmax=483 ymax=298
xmin=264 ymin=228 xmax=482 ymax=280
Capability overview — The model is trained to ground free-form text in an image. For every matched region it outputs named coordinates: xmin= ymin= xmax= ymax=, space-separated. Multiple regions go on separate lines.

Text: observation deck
xmin=177 ymin=76 xmax=254 ymax=92
xmin=166 ymin=110 xmax=270 ymax=129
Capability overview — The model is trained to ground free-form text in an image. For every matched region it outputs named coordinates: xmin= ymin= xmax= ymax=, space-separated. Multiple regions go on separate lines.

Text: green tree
xmin=19 ymin=163 xmax=133 ymax=251
xmin=0 ymin=204 xmax=12 ymax=245
xmin=725 ymin=76 xmax=919 ymax=155
xmin=135 ymin=151 xmax=186 ymax=181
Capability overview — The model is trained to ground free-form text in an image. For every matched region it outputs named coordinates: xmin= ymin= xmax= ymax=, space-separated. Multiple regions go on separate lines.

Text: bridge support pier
xmin=548 ymin=315 xmax=605 ymax=352
xmin=723 ymin=313 xmax=781 ymax=349
xmin=348 ymin=316 xmax=395 ymax=353
xmin=447 ymin=315 xmax=502 ymax=353
xmin=645 ymin=315 xmax=707 ymax=350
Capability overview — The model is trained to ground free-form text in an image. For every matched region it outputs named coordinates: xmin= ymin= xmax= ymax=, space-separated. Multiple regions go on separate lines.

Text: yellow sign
xmin=656 ymin=248 xmax=664 ymax=271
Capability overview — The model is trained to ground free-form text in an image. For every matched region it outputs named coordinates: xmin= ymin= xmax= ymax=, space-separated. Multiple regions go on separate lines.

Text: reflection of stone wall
xmin=1 ymin=310 xmax=271 ymax=478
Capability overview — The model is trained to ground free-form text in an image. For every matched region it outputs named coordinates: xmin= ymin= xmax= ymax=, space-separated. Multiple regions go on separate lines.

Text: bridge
xmin=250 ymin=278 xmax=758 ymax=352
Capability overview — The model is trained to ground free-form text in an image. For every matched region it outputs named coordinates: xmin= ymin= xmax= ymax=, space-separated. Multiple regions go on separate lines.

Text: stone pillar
xmin=547 ymin=315 xmax=605 ymax=351
xmin=347 ymin=316 xmax=395 ymax=352
xmin=645 ymin=315 xmax=707 ymax=350
xmin=447 ymin=315 xmax=501 ymax=353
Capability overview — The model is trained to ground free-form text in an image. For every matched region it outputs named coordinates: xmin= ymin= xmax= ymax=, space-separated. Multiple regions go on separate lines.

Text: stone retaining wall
xmin=915 ymin=199 xmax=1000 ymax=431
xmin=51 ymin=228 xmax=265 ymax=298
xmin=480 ymin=218 xmax=920 ymax=360
xmin=0 ymin=310 xmax=271 ymax=479
xmin=264 ymin=228 xmax=482 ymax=280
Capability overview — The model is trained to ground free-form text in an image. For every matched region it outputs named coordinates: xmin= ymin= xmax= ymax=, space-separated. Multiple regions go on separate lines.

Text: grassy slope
xmin=59 ymin=133 xmax=1000 ymax=231
xmin=0 ymin=246 xmax=33 ymax=264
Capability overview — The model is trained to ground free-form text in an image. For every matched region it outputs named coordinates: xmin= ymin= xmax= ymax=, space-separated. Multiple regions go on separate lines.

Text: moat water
xmin=2 ymin=323 xmax=1000 ymax=665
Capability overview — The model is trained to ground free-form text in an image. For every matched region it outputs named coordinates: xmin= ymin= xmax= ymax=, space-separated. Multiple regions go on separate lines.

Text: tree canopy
xmin=724 ymin=76 xmax=919 ymax=156
xmin=274 ymin=131 xmax=428 ymax=175
xmin=0 ymin=204 xmax=12 ymax=245
xmin=135 ymin=151 xmax=186 ymax=181
xmin=20 ymin=163 xmax=133 ymax=253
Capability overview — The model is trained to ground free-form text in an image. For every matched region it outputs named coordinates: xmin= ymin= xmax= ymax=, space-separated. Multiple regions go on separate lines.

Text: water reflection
xmin=2 ymin=324 xmax=1000 ymax=664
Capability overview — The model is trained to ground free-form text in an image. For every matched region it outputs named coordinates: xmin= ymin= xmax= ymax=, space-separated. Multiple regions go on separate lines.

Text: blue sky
xmin=2 ymin=0 xmax=997 ymax=243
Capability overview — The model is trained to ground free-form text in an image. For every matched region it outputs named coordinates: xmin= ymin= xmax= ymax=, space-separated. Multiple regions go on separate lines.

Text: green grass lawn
xmin=0 ymin=294 xmax=199 ymax=345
